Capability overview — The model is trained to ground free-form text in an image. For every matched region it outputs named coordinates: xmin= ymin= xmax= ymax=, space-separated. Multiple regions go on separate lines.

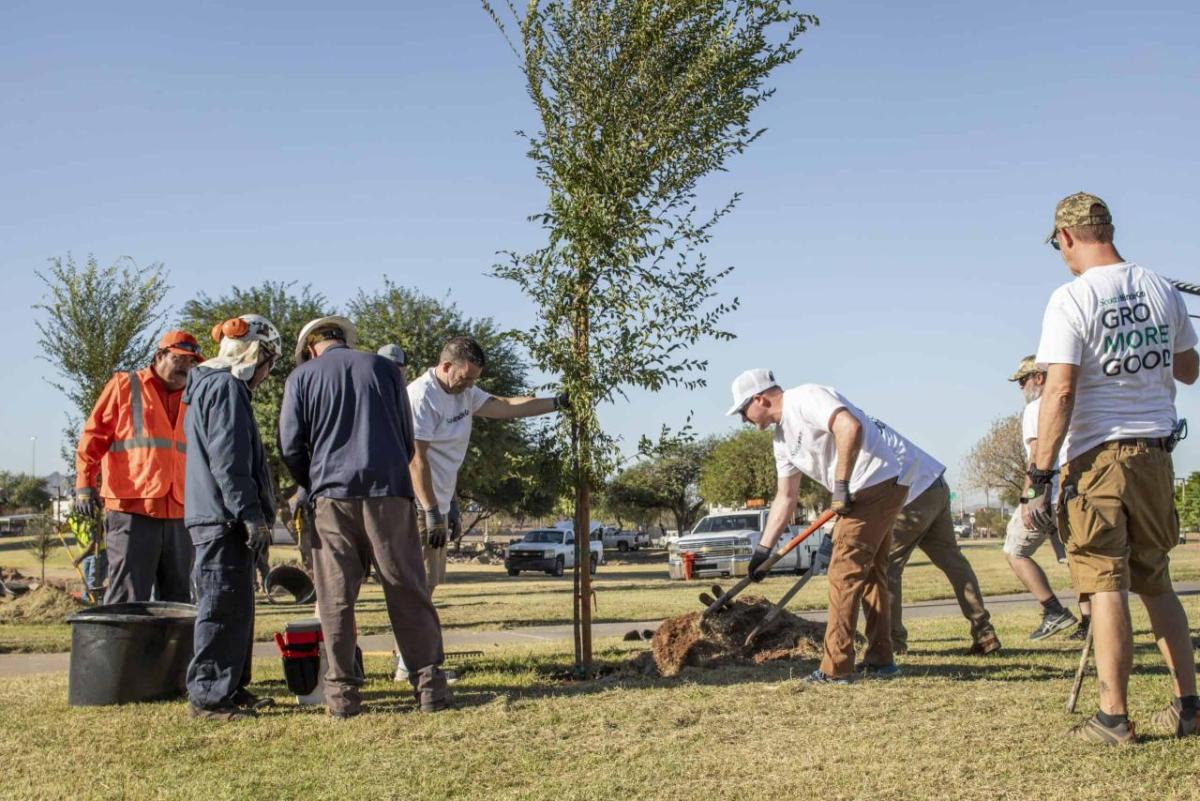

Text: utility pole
xmin=30 ymin=436 xmax=36 ymax=477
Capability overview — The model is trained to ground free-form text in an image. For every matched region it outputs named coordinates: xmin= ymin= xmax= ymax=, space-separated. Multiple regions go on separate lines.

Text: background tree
xmin=699 ymin=428 xmax=830 ymax=515
xmin=350 ymin=281 xmax=565 ymax=531
xmin=634 ymin=425 xmax=714 ymax=537
xmin=1176 ymin=471 xmax=1200 ymax=536
xmin=34 ymin=254 xmax=171 ymax=465
xmin=972 ymin=507 xmax=1005 ymax=538
xmin=962 ymin=414 xmax=1025 ymax=507
xmin=0 ymin=473 xmax=52 ymax=512
xmin=596 ymin=467 xmax=660 ymax=531
xmin=179 ymin=281 xmax=333 ymax=502
xmin=484 ymin=0 xmax=815 ymax=671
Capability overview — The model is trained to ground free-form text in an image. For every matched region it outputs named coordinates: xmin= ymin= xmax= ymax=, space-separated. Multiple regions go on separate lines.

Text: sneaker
xmin=1029 ymin=609 xmax=1077 ymax=641
xmin=803 ymin=669 xmax=852 ymax=685
xmin=1066 ymin=714 xmax=1136 ymax=746
xmin=1149 ymin=701 xmax=1200 ymax=738
xmin=854 ymin=662 xmax=901 ymax=679
xmin=231 ymin=689 xmax=275 ymax=710
xmin=1066 ymin=624 xmax=1090 ymax=642
xmin=189 ymin=702 xmax=257 ymax=721
xmin=968 ymin=633 xmax=1002 ymax=656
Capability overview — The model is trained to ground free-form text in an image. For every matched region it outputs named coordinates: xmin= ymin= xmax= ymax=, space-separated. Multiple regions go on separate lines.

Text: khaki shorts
xmin=1059 ymin=440 xmax=1178 ymax=595
xmin=1003 ymin=507 xmax=1050 ymax=558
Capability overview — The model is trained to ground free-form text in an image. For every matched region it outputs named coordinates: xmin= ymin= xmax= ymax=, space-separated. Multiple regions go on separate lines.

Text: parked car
xmin=504 ymin=528 xmax=605 ymax=577
xmin=953 ymin=523 xmax=973 ymax=539
xmin=666 ymin=509 xmax=830 ymax=580
xmin=598 ymin=526 xmax=649 ymax=552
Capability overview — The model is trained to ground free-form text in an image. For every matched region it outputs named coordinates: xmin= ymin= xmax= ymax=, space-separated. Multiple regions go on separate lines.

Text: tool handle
xmin=703 ymin=509 xmax=834 ymax=618
xmin=746 ymin=568 xmax=818 ymax=645
xmin=1065 ymin=625 xmax=1094 ymax=713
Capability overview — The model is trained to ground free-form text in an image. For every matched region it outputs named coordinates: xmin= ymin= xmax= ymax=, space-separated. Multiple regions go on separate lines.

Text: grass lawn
xmin=1 ymin=600 xmax=1198 ymax=801
xmin=6 ymin=538 xmax=1200 ymax=654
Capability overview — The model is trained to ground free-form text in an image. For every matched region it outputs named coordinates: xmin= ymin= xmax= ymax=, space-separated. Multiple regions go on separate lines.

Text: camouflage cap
xmin=1045 ymin=192 xmax=1112 ymax=242
xmin=1008 ymin=354 xmax=1042 ymax=382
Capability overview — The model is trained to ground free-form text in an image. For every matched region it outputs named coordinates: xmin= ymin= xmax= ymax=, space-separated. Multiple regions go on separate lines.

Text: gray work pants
xmin=103 ymin=510 xmax=194 ymax=604
xmin=311 ymin=496 xmax=447 ymax=715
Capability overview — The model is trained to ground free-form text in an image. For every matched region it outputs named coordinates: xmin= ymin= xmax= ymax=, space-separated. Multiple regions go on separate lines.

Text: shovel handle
xmin=1065 ymin=625 xmax=1094 ymax=713
xmin=703 ymin=509 xmax=835 ymax=619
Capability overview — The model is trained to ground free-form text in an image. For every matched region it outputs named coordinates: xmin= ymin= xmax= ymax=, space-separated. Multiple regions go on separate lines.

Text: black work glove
xmin=73 ymin=488 xmax=99 ymax=518
xmin=1025 ymin=483 xmax=1056 ymax=534
xmin=747 ymin=545 xmax=771 ymax=583
xmin=831 ymin=479 xmax=854 ymax=515
xmin=248 ymin=522 xmax=273 ymax=552
xmin=425 ymin=508 xmax=447 ymax=549
xmin=553 ymin=391 xmax=569 ymax=412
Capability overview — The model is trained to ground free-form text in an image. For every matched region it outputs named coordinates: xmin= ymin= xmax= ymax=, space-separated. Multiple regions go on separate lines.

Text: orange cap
xmin=158 ymin=330 xmax=204 ymax=361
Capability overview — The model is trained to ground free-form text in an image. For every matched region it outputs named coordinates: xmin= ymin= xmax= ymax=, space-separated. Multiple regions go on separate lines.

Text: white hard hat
xmin=211 ymin=315 xmax=281 ymax=354
xmin=295 ymin=315 xmax=358 ymax=364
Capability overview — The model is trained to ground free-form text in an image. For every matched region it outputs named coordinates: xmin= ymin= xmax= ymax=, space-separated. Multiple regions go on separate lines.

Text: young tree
xmin=34 ymin=255 xmax=171 ymax=464
xmin=485 ymin=0 xmax=815 ymax=671
xmin=178 ymin=281 xmax=333 ymax=500
xmin=24 ymin=517 xmax=57 ymax=585
xmin=962 ymin=414 xmax=1025 ymax=507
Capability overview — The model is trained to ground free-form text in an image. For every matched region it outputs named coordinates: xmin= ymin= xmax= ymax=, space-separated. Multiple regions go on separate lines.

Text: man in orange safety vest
xmin=74 ymin=330 xmax=204 ymax=603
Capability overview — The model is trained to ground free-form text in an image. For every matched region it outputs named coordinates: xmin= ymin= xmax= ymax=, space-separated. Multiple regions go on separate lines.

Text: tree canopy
xmin=962 ymin=413 xmax=1025 ymax=507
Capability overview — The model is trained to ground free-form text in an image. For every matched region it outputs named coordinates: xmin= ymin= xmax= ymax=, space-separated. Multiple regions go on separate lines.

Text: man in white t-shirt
xmin=1003 ymin=355 xmax=1089 ymax=642
xmin=408 ymin=336 xmax=567 ymax=591
xmin=729 ymin=369 xmax=909 ymax=683
xmin=870 ymin=418 xmax=998 ymax=655
xmin=1030 ymin=192 xmax=1199 ymax=744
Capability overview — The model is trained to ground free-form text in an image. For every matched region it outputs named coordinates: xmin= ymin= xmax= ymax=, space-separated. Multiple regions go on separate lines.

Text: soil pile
xmin=649 ymin=596 xmax=833 ymax=677
xmin=0 ymin=585 xmax=85 ymax=624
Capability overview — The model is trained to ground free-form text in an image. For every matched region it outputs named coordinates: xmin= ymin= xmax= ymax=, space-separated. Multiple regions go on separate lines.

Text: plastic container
xmin=274 ymin=618 xmax=364 ymax=705
xmin=66 ymin=602 xmax=197 ymax=706
xmin=264 ymin=565 xmax=316 ymax=605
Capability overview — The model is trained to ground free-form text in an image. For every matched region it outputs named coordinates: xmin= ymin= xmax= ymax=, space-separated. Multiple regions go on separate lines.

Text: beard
xmin=1023 ymin=383 xmax=1043 ymax=403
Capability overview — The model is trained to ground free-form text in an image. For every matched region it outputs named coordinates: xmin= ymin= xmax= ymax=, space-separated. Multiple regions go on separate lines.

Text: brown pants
xmin=886 ymin=477 xmax=993 ymax=650
xmin=821 ymin=478 xmax=908 ymax=678
xmin=312 ymin=496 xmax=446 ymax=714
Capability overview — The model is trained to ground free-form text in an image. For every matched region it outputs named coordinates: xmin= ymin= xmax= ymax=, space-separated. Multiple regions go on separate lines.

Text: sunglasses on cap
xmin=170 ymin=341 xmax=202 ymax=355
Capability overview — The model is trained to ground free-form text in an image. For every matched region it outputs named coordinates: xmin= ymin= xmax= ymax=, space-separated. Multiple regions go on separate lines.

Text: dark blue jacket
xmin=278 ymin=344 xmax=416 ymax=499
xmin=182 ymin=365 xmax=276 ymax=536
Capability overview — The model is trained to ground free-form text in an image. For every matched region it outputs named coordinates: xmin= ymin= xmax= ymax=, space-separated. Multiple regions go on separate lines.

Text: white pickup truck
xmin=666 ymin=509 xmax=830 ymax=580
xmin=505 ymin=528 xmax=605 ymax=577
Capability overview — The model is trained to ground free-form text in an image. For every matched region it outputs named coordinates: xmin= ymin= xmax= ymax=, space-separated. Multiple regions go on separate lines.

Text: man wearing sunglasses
xmin=74 ymin=330 xmax=205 ymax=604
xmin=729 ymin=369 xmax=909 ymax=684
xmin=1032 ymin=192 xmax=1199 ymax=743
xmin=1005 ymin=355 xmax=1088 ymax=642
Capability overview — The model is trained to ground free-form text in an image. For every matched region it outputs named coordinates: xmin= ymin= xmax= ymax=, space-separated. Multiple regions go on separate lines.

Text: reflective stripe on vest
xmin=107 ymin=372 xmax=187 ymax=454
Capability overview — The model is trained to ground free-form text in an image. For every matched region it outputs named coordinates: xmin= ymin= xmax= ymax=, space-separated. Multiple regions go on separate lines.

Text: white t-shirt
xmin=1035 ymin=262 xmax=1197 ymax=461
xmin=869 ymin=417 xmax=944 ymax=506
xmin=1021 ymin=397 xmax=1059 ymax=493
xmin=407 ymin=368 xmax=493 ymax=514
xmin=772 ymin=385 xmax=902 ymax=493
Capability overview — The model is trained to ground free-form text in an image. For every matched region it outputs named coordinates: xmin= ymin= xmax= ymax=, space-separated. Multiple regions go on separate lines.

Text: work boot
xmin=189 ymin=702 xmax=257 ymax=721
xmin=1066 ymin=622 xmax=1090 ymax=642
xmin=802 ymin=669 xmax=852 ymax=685
xmin=968 ymin=632 xmax=1002 ymax=656
xmin=1029 ymin=609 xmax=1076 ymax=641
xmin=410 ymin=665 xmax=455 ymax=712
xmin=231 ymin=689 xmax=275 ymax=710
xmin=1149 ymin=701 xmax=1199 ymax=738
xmin=854 ymin=662 xmax=901 ymax=679
xmin=1066 ymin=714 xmax=1136 ymax=746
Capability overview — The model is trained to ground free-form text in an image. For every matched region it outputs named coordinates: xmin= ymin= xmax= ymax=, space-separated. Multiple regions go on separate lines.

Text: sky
xmin=2 ymin=1 xmax=1198 ymax=504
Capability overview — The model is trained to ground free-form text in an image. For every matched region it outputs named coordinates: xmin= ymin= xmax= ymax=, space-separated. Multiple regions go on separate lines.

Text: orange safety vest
xmin=99 ymin=369 xmax=188 ymax=502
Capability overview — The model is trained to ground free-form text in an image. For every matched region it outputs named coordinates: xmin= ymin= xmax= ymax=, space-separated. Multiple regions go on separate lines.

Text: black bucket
xmin=265 ymin=565 xmax=315 ymax=605
xmin=66 ymin=602 xmax=196 ymax=706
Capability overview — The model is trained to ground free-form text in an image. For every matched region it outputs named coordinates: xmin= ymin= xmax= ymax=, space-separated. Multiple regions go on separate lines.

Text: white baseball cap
xmin=726 ymin=368 xmax=779 ymax=416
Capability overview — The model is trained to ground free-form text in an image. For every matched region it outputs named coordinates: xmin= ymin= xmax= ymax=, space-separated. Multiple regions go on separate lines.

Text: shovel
xmin=742 ymin=563 xmax=820 ymax=649
xmin=701 ymin=509 xmax=835 ymax=621
xmin=697 ymin=584 xmax=726 ymax=608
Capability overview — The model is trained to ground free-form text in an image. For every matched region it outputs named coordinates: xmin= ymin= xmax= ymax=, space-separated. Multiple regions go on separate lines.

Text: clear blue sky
xmin=2 ymin=1 xmax=1198 ymax=503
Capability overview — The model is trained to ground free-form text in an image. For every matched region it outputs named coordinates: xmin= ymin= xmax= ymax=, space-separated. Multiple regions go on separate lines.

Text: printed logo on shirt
xmin=1098 ymin=289 xmax=1172 ymax=377
xmin=446 ymin=410 xmax=471 ymax=425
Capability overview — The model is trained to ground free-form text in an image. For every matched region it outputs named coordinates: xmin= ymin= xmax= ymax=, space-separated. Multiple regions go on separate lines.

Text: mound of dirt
xmin=649 ymin=596 xmax=838 ymax=677
xmin=0 ymin=585 xmax=85 ymax=624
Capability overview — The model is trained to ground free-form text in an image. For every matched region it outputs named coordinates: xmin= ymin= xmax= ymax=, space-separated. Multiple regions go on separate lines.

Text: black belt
xmin=1103 ymin=436 xmax=1168 ymax=450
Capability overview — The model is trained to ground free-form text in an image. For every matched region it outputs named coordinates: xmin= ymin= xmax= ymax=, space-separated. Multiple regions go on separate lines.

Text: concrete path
xmin=2 ymin=582 xmax=1196 ymax=678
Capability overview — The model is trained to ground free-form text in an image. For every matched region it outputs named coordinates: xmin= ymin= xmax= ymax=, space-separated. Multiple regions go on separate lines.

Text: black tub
xmin=66 ymin=602 xmax=197 ymax=706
